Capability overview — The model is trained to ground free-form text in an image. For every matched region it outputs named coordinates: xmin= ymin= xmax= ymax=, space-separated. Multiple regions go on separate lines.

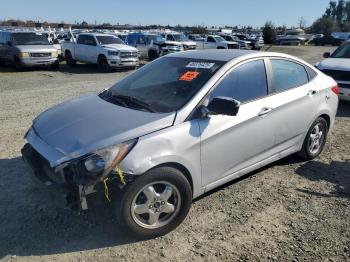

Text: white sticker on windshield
xmin=186 ymin=62 xmax=215 ymax=69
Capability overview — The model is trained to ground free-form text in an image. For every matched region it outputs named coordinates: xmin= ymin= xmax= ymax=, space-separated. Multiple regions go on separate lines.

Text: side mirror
xmin=323 ymin=52 xmax=331 ymax=58
xmin=7 ymin=41 xmax=12 ymax=46
xmin=205 ymin=97 xmax=240 ymax=117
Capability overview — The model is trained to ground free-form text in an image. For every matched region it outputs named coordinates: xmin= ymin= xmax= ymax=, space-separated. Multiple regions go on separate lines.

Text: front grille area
xmin=30 ymin=52 xmax=51 ymax=58
xmin=120 ymin=51 xmax=138 ymax=58
xmin=22 ymin=143 xmax=64 ymax=184
xmin=321 ymin=69 xmax=350 ymax=81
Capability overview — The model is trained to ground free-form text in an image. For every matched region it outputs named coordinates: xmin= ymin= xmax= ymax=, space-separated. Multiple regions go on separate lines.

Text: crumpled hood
xmin=32 ymin=94 xmax=175 ymax=160
xmin=317 ymin=58 xmax=350 ymax=71
xmin=102 ymin=44 xmax=138 ymax=52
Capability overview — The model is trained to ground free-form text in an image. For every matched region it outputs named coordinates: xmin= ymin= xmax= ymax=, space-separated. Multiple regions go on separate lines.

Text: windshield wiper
xmin=112 ymin=94 xmax=156 ymax=113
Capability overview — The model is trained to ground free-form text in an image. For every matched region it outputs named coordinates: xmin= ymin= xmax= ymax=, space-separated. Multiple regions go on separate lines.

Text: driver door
xmin=199 ymin=59 xmax=276 ymax=186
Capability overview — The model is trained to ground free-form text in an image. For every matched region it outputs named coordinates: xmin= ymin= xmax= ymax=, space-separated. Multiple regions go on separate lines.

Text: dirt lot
xmin=0 ymin=46 xmax=349 ymax=262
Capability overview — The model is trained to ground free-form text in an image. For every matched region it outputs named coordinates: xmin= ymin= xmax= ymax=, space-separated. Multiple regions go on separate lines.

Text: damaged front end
xmin=21 ymin=136 xmax=137 ymax=211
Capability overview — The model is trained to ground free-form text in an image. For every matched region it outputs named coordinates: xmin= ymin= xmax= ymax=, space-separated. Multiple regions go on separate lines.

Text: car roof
xmin=167 ymin=49 xmax=257 ymax=62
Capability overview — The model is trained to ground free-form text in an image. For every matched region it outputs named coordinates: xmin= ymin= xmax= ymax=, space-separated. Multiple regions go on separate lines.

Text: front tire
xmin=97 ymin=55 xmax=112 ymax=72
xmin=297 ymin=117 xmax=328 ymax=160
xmin=14 ymin=57 xmax=24 ymax=71
xmin=51 ymin=61 xmax=59 ymax=70
xmin=114 ymin=167 xmax=192 ymax=238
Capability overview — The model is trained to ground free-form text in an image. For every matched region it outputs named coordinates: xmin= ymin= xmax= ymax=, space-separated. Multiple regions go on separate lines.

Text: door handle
xmin=258 ymin=107 xmax=273 ymax=117
xmin=308 ymin=90 xmax=317 ymax=96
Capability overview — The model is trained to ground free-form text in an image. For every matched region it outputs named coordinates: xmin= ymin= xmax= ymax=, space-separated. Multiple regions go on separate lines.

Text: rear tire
xmin=65 ymin=51 xmax=76 ymax=67
xmin=114 ymin=167 xmax=192 ymax=238
xmin=148 ymin=50 xmax=158 ymax=61
xmin=297 ymin=117 xmax=328 ymax=160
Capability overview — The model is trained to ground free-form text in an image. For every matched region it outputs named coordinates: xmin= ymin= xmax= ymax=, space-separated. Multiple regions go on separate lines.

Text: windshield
xmin=146 ymin=34 xmax=163 ymax=43
xmin=12 ymin=33 xmax=50 ymax=45
xmin=331 ymin=43 xmax=350 ymax=58
xmin=173 ymin=34 xmax=188 ymax=41
xmin=214 ymin=36 xmax=226 ymax=42
xmin=96 ymin=35 xmax=124 ymax=45
xmin=106 ymin=57 xmax=225 ymax=113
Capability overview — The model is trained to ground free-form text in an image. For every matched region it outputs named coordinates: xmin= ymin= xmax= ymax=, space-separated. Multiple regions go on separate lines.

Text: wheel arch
xmin=318 ymin=113 xmax=331 ymax=130
xmin=98 ymin=54 xmax=107 ymax=60
xmin=148 ymin=162 xmax=194 ymax=195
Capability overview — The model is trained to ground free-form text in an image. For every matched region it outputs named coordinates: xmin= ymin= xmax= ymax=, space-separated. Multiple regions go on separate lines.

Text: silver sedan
xmin=22 ymin=49 xmax=339 ymax=238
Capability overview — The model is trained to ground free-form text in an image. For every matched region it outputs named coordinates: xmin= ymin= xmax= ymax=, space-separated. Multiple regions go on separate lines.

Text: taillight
xmin=331 ymin=85 xmax=340 ymax=95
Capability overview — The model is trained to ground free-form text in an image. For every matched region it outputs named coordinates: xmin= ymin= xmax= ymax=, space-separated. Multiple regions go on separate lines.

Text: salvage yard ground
xmin=0 ymin=46 xmax=349 ymax=262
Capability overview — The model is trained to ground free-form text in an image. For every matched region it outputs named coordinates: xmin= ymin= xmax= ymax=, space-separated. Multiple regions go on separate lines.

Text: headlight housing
xmin=52 ymin=51 xmax=58 ymax=58
xmin=17 ymin=52 xmax=29 ymax=58
xmin=108 ymin=50 xmax=120 ymax=57
xmin=76 ymin=139 xmax=137 ymax=178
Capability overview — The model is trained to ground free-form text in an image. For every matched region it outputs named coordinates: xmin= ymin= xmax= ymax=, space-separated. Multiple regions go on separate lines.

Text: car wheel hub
xmin=308 ymin=123 xmax=324 ymax=154
xmin=131 ymin=181 xmax=181 ymax=229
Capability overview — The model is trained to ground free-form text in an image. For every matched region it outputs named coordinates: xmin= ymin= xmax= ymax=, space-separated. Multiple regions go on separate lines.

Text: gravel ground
xmin=0 ymin=46 xmax=349 ymax=262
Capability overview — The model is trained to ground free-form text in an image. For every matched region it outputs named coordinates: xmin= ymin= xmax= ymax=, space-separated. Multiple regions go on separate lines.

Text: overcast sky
xmin=1 ymin=0 xmax=331 ymax=27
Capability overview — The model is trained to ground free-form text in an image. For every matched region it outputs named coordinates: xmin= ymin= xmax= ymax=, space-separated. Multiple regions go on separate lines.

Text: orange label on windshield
xmin=179 ymin=71 xmax=200 ymax=82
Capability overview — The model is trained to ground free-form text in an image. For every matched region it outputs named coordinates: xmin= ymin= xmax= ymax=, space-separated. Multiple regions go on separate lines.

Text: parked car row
xmin=315 ymin=41 xmax=350 ymax=101
xmin=0 ymin=27 xmax=267 ymax=71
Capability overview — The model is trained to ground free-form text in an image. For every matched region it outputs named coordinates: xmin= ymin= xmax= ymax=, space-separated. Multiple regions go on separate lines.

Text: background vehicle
xmin=126 ymin=32 xmax=183 ymax=60
xmin=195 ymin=35 xmax=239 ymax=49
xmin=22 ymin=50 xmax=338 ymax=238
xmin=161 ymin=32 xmax=197 ymax=50
xmin=277 ymin=28 xmax=313 ymax=46
xmin=219 ymin=34 xmax=247 ymax=49
xmin=0 ymin=30 xmax=59 ymax=70
xmin=315 ymin=41 xmax=350 ymax=101
xmin=187 ymin=34 xmax=205 ymax=41
xmin=312 ymin=35 xmax=344 ymax=46
xmin=233 ymin=34 xmax=254 ymax=49
xmin=61 ymin=33 xmax=139 ymax=71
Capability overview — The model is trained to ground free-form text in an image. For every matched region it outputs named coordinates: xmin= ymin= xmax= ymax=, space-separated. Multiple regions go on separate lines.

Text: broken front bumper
xmin=21 ymin=143 xmax=98 ymax=210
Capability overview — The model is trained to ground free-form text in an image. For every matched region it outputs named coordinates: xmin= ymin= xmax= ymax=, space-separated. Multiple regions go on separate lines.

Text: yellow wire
xmin=103 ymin=178 xmax=111 ymax=202
xmin=115 ymin=166 xmax=126 ymax=185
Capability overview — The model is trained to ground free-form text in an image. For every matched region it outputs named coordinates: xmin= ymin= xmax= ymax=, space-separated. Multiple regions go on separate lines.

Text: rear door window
xmin=77 ymin=35 xmax=87 ymax=45
xmin=207 ymin=36 xmax=216 ymax=42
xmin=270 ymin=59 xmax=309 ymax=93
xmin=210 ymin=60 xmax=268 ymax=103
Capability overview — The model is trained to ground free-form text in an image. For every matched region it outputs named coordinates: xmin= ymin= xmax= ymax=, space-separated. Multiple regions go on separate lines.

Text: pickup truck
xmin=126 ymin=32 xmax=183 ymax=60
xmin=161 ymin=33 xmax=197 ymax=50
xmin=195 ymin=35 xmax=238 ymax=49
xmin=61 ymin=33 xmax=139 ymax=71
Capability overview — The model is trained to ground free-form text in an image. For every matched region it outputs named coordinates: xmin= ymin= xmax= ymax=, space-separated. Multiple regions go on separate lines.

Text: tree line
xmin=263 ymin=0 xmax=350 ymax=44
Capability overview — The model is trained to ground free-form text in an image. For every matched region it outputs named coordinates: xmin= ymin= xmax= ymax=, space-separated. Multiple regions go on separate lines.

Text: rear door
xmin=75 ymin=35 xmax=88 ymax=61
xmin=264 ymin=58 xmax=319 ymax=151
xmin=205 ymin=36 xmax=217 ymax=49
xmin=84 ymin=35 xmax=98 ymax=63
xmin=136 ymin=35 xmax=148 ymax=58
